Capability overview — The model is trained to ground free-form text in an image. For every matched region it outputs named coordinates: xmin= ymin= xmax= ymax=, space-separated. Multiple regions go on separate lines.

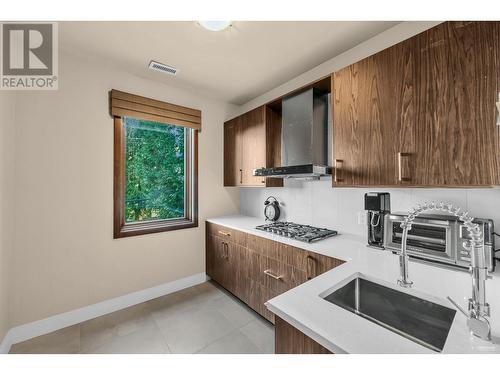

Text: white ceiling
xmin=60 ymin=21 xmax=399 ymax=105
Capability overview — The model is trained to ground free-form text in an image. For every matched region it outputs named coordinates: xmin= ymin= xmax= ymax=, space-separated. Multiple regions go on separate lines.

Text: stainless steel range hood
xmin=253 ymin=88 xmax=331 ymax=179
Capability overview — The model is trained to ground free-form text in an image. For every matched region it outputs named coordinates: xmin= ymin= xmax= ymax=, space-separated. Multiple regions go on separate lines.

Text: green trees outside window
xmin=124 ymin=117 xmax=185 ymax=223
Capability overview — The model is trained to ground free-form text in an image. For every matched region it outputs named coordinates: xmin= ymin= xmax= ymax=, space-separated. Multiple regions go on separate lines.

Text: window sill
xmin=114 ymin=218 xmax=198 ymax=238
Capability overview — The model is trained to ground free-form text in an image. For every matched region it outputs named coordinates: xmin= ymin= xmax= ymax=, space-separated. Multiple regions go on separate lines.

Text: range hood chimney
xmin=253 ymin=88 xmax=331 ymax=179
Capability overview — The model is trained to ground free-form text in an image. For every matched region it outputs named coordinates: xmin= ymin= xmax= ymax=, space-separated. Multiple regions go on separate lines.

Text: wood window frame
xmin=113 ymin=116 xmax=198 ymax=238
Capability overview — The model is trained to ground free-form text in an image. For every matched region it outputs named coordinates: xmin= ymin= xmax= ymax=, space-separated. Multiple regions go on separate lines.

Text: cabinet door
xmin=206 ymin=234 xmax=225 ymax=285
xmin=224 ymin=241 xmax=246 ymax=298
xmin=206 ymin=233 xmax=215 ymax=279
xmin=241 ymin=107 xmax=267 ymax=186
xmin=246 ymin=278 xmax=275 ymax=323
xmin=275 ymin=316 xmax=332 ymax=354
xmin=415 ymin=21 xmax=500 ymax=186
xmin=223 ymin=117 xmax=243 ymax=186
xmin=261 ymin=256 xmax=307 ymax=295
xmin=223 ymin=106 xmax=283 ymax=188
xmin=234 ymin=243 xmax=249 ymax=302
xmin=332 ymin=38 xmax=416 ymax=186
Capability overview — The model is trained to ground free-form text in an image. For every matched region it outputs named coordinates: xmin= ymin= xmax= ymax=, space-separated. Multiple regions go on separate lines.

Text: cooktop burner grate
xmin=255 ymin=222 xmax=338 ymax=243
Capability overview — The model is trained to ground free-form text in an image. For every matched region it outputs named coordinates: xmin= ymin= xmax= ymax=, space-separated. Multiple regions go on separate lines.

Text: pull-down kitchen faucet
xmin=398 ymin=201 xmax=491 ymax=341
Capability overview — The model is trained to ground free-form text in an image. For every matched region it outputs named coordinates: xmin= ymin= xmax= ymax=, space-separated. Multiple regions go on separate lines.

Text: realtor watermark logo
xmin=1 ymin=22 xmax=58 ymax=90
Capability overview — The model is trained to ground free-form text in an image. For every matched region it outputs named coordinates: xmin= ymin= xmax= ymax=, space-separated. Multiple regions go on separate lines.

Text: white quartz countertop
xmin=207 ymin=214 xmax=500 ymax=354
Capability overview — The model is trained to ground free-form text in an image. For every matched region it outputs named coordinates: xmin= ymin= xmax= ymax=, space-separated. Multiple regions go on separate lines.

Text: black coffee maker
xmin=364 ymin=192 xmax=391 ymax=248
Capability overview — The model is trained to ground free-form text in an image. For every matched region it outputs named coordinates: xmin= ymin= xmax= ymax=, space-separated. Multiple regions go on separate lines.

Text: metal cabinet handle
xmin=221 ymin=241 xmax=229 ymax=259
xmin=220 ymin=241 xmax=225 ymax=258
xmin=263 ymin=269 xmax=282 ymax=280
xmin=239 ymin=169 xmax=243 ymax=184
xmin=218 ymin=230 xmax=231 ymax=237
xmin=333 ymin=159 xmax=343 ymax=183
xmin=398 ymin=152 xmax=411 ymax=182
xmin=306 ymin=255 xmax=317 ymax=280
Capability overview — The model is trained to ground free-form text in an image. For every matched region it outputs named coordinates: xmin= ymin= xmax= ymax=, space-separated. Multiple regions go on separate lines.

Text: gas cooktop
xmin=255 ymin=222 xmax=338 ymax=243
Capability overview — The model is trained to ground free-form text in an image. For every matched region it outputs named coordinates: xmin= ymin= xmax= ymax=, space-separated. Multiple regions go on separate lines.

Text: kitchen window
xmin=111 ymin=90 xmax=200 ymax=238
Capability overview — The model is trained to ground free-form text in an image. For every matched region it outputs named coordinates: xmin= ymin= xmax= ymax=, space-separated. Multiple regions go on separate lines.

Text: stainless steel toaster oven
xmin=384 ymin=213 xmax=495 ymax=271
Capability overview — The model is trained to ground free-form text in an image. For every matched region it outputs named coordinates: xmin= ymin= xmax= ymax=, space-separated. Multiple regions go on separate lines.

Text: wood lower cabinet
xmin=275 ymin=316 xmax=332 ymax=354
xmin=206 ymin=227 xmax=247 ymax=298
xmin=305 ymin=250 xmax=343 ymax=280
xmin=246 ymin=278 xmax=275 ymax=322
xmin=206 ymin=234 xmax=223 ymax=284
xmin=206 ymin=222 xmax=343 ymax=324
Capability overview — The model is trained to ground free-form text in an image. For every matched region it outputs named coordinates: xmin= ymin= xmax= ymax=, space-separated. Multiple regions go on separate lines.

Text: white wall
xmin=0 ymin=92 xmax=16 ymax=340
xmin=6 ymin=51 xmax=239 ymax=327
xmin=240 ymin=180 xmax=500 ymax=237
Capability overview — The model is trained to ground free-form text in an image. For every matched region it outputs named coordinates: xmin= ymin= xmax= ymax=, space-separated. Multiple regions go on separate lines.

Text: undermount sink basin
xmin=323 ymin=276 xmax=456 ymax=352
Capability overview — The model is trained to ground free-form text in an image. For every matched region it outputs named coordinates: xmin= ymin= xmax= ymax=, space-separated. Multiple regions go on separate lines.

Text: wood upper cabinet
xmin=224 ymin=106 xmax=283 ymax=187
xmin=223 ymin=116 xmax=242 ymax=186
xmin=240 ymin=107 xmax=267 ymax=185
xmin=332 ymin=37 xmax=416 ymax=186
xmin=414 ymin=21 xmax=500 ymax=186
xmin=333 ymin=21 xmax=500 ymax=187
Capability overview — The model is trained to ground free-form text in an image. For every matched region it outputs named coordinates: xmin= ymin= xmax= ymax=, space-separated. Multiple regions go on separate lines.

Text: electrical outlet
xmin=357 ymin=211 xmax=367 ymax=225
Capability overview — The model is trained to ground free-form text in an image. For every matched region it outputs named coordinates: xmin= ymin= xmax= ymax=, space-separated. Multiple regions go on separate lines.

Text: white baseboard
xmin=0 ymin=272 xmax=208 ymax=354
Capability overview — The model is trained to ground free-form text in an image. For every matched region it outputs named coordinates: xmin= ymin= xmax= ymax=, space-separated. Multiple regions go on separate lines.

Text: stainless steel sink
xmin=323 ymin=277 xmax=456 ymax=352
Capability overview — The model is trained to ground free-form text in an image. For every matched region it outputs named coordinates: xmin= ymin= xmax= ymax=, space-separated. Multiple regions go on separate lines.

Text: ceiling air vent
xmin=148 ymin=60 xmax=179 ymax=76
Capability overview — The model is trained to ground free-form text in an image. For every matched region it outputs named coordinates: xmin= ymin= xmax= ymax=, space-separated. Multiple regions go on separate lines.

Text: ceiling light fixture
xmin=198 ymin=21 xmax=232 ymax=32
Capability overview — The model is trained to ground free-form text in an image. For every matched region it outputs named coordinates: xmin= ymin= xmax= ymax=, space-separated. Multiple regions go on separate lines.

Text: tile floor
xmin=9 ymin=281 xmax=275 ymax=354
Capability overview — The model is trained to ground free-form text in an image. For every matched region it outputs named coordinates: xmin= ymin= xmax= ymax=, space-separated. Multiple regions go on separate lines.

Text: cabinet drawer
xmin=246 ymin=248 xmax=307 ymax=295
xmin=305 ymin=251 xmax=344 ymax=280
xmin=276 ymin=244 xmax=309 ymax=270
xmin=261 ymin=256 xmax=307 ymax=295
xmin=247 ymin=234 xmax=307 ymax=270
xmin=246 ymin=233 xmax=343 ymax=276
xmin=206 ymin=222 xmax=247 ymax=247
xmin=246 ymin=233 xmax=276 ymax=257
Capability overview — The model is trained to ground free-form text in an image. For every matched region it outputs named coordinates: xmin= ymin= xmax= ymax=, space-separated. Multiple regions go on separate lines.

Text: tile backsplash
xmin=239 ymin=178 xmax=500 ymax=237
